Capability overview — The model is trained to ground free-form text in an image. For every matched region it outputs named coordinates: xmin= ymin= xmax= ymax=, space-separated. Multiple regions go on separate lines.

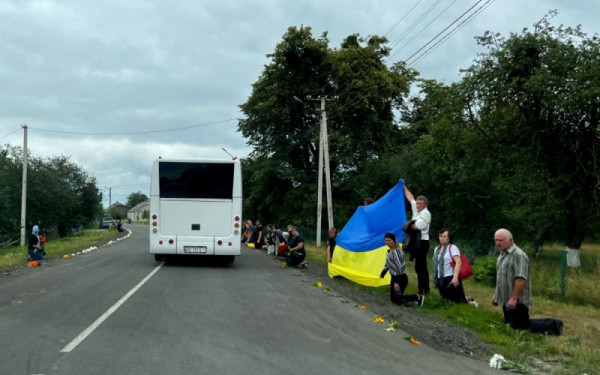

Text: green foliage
xmin=472 ymin=256 xmax=497 ymax=287
xmin=109 ymin=207 xmax=127 ymax=220
xmin=238 ymin=26 xmax=417 ymax=228
xmin=126 ymin=191 xmax=148 ymax=209
xmin=0 ymin=145 xmax=103 ymax=240
xmin=401 ymin=13 xmax=599 ymax=249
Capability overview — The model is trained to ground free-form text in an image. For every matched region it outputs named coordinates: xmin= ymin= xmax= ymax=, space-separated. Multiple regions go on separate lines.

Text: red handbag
xmin=448 ymin=244 xmax=474 ymax=281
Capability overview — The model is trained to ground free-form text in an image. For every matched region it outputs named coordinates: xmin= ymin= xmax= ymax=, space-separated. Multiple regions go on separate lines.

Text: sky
xmin=1 ymin=0 xmax=598 ymax=208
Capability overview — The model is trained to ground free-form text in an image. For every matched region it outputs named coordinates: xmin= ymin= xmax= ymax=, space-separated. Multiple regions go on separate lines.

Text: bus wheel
xmin=223 ymin=256 xmax=235 ymax=264
xmin=154 ymin=254 xmax=164 ymax=262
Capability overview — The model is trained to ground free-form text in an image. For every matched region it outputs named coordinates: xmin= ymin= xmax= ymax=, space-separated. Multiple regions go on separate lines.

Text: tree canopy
xmin=239 ymin=16 xmax=599 ymax=252
xmin=0 ymin=145 xmax=103 ymax=241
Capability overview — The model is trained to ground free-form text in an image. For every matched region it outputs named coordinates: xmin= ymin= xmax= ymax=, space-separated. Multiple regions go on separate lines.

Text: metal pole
xmin=316 ymin=109 xmax=324 ymax=247
xmin=560 ymin=249 xmax=568 ymax=299
xmin=322 ymin=97 xmax=334 ymax=230
xmin=19 ymin=125 xmax=28 ymax=246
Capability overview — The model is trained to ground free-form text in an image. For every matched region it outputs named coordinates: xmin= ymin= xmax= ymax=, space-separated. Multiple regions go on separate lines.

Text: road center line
xmin=60 ymin=262 xmax=164 ymax=353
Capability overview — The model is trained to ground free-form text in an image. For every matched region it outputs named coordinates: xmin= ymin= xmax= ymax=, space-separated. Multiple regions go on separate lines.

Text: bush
xmin=472 ymin=255 xmax=497 ymax=287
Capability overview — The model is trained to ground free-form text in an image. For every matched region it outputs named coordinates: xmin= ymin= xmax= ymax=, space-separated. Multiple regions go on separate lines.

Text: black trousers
xmin=436 ymin=276 xmax=467 ymax=303
xmin=502 ymin=303 xmax=563 ymax=336
xmin=415 ymin=239 xmax=430 ymax=294
xmin=390 ymin=274 xmax=419 ymax=305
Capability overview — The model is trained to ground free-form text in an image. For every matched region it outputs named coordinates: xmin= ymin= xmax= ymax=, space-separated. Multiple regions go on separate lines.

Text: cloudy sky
xmin=1 ymin=0 xmax=598 ymax=208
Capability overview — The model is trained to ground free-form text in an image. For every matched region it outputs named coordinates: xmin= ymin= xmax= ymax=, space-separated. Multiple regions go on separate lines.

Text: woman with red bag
xmin=432 ymin=229 xmax=468 ymax=303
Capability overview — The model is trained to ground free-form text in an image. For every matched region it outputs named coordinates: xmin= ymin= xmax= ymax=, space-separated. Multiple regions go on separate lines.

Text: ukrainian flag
xmin=328 ymin=180 xmax=407 ymax=287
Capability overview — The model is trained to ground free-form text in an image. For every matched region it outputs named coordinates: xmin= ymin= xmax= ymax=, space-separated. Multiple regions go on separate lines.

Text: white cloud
xmin=1 ymin=0 xmax=599 ymax=208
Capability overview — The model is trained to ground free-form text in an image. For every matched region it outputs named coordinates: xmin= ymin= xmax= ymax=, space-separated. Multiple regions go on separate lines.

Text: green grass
xmin=0 ymin=229 xmax=119 ymax=269
xmin=305 ymin=241 xmax=600 ymax=374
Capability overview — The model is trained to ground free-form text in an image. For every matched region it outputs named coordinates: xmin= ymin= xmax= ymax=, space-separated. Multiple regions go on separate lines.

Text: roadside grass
xmin=305 ymin=241 xmax=600 ymax=374
xmin=0 ymin=229 xmax=119 ymax=269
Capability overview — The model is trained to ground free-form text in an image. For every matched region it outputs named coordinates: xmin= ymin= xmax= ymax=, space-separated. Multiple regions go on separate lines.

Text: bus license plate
xmin=184 ymin=246 xmax=207 ymax=253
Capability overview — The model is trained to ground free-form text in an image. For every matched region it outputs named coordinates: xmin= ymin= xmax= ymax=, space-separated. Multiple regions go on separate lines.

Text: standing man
xmin=492 ymin=228 xmax=532 ymax=329
xmin=404 ymin=185 xmax=431 ymax=295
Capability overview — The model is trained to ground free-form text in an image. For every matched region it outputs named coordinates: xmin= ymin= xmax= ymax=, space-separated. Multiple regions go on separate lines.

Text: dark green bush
xmin=472 ymin=255 xmax=497 ymax=287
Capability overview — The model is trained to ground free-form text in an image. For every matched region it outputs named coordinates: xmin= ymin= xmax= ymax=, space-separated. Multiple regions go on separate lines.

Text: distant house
xmin=104 ymin=201 xmax=127 ymax=214
xmin=127 ymin=201 xmax=150 ymax=222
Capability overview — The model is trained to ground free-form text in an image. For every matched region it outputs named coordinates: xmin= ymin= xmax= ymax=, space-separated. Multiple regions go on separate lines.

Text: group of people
xmin=241 ymin=220 xmax=308 ymax=268
xmin=379 ymin=184 xmax=561 ymax=335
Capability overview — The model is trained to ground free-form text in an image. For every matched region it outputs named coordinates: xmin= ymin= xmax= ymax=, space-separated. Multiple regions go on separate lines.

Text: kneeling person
xmin=380 ymin=232 xmax=424 ymax=307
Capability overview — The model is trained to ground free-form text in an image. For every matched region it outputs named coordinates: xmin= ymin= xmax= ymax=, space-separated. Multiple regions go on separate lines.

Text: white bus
xmin=149 ymin=158 xmax=242 ymax=263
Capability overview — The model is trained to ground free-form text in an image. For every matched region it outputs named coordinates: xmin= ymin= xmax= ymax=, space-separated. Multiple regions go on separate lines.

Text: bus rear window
xmin=159 ymin=162 xmax=234 ymax=199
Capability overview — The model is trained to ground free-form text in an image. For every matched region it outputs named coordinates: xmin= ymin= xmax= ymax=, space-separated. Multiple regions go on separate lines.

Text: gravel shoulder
xmin=293 ymin=256 xmax=494 ymax=360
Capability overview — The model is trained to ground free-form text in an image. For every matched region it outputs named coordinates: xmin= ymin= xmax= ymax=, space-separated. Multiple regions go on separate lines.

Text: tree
xmin=402 ymin=13 xmax=600 ymax=262
xmin=238 ymin=26 xmax=416 ymax=227
xmin=126 ymin=191 xmax=149 ymax=209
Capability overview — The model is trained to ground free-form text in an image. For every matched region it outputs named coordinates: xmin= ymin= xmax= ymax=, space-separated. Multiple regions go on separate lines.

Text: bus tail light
xmin=217 ymin=240 xmax=223 ymax=245
xmin=228 ymin=242 xmax=232 ymax=246
xmin=152 ymin=214 xmax=157 ymax=219
xmin=235 ymin=216 xmax=240 ymax=221
xmin=168 ymin=239 xmax=174 ymax=244
xmin=234 ymin=223 xmax=240 ymax=228
xmin=159 ymin=240 xmax=163 ymax=245
xmin=152 ymin=221 xmax=157 ymax=227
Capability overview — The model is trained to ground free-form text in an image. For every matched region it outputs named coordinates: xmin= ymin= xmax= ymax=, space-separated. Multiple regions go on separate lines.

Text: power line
xmin=404 ymin=0 xmax=484 ymax=64
xmin=388 ymin=0 xmax=443 ymax=50
xmin=28 ymin=118 xmax=236 ymax=136
xmin=323 ymin=1 xmax=433 ymax=99
xmin=387 ymin=0 xmax=458 ymax=60
xmin=382 ymin=0 xmax=425 ymax=37
xmin=328 ymin=0 xmax=492 ymax=118
xmin=0 ymin=127 xmax=22 ymax=140
xmin=409 ymin=0 xmax=494 ymax=67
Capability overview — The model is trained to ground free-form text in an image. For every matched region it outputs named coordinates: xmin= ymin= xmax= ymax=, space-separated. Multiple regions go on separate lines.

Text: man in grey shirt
xmin=492 ymin=229 xmax=532 ymax=311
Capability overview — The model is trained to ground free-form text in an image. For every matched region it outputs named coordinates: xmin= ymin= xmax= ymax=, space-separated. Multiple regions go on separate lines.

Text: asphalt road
xmin=0 ymin=225 xmax=496 ymax=375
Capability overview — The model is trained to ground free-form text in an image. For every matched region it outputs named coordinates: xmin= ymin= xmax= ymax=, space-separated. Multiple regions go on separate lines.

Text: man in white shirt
xmin=404 ymin=184 xmax=432 ymax=295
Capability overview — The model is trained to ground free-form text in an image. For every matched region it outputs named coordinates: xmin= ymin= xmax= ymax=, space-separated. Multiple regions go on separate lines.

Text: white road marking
xmin=60 ymin=263 xmax=164 ymax=353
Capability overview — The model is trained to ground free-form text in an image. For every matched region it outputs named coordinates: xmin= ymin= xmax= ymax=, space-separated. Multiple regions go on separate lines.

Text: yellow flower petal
xmin=360 ymin=305 xmax=368 ymax=310
xmin=317 ymin=282 xmax=322 ymax=288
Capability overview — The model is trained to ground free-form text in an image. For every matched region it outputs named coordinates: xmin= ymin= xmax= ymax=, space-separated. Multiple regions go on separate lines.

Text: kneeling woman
xmin=380 ymin=233 xmax=424 ymax=307
xmin=432 ymin=229 xmax=467 ymax=303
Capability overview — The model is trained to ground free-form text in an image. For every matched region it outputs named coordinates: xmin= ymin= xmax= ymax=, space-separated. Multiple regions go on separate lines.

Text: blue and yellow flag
xmin=328 ymin=180 xmax=407 ymax=287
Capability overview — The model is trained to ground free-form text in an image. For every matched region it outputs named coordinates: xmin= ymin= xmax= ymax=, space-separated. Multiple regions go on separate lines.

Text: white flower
xmin=489 ymin=354 xmax=505 ymax=369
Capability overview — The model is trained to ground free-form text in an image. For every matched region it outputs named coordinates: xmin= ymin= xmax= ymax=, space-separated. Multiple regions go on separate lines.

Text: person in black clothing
xmin=286 ymin=227 xmax=307 ymax=268
xmin=255 ymin=220 xmax=265 ymax=250
xmin=380 ymin=232 xmax=424 ymax=306
xmin=28 ymin=225 xmax=44 ymax=261
xmin=117 ymin=220 xmax=125 ymax=232
xmin=326 ymin=228 xmax=337 ymax=263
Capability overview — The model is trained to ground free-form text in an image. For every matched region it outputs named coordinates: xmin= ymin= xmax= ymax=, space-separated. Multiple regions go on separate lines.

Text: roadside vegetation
xmin=306 ymin=241 xmax=600 ymax=374
xmin=0 ymin=229 xmax=119 ymax=269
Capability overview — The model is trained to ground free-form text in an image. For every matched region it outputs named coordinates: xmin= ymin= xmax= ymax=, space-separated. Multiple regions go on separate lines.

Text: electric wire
xmin=325 ymin=0 xmax=439 ymax=100
xmin=409 ymin=0 xmax=494 ymax=66
xmin=387 ymin=0 xmax=458 ymax=60
xmin=27 ymin=118 xmax=236 ymax=136
xmin=328 ymin=0 xmax=492 ymax=119
xmin=404 ymin=0 xmax=484 ymax=64
xmin=0 ymin=127 xmax=23 ymax=140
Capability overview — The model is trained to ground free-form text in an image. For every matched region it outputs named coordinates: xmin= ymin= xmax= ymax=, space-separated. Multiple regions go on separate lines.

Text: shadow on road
xmin=160 ymin=255 xmax=236 ymax=268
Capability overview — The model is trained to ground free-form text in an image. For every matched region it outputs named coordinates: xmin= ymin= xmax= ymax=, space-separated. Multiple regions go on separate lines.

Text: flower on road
xmin=374 ymin=315 xmax=384 ymax=323
xmin=360 ymin=305 xmax=368 ymax=311
xmin=386 ymin=321 xmax=399 ymax=332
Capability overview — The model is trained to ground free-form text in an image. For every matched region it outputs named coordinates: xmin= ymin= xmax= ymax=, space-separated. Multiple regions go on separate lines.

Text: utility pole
xmin=308 ymin=95 xmax=336 ymax=246
xmin=109 ymin=188 xmax=112 ymax=208
xmin=19 ymin=125 xmax=28 ymax=246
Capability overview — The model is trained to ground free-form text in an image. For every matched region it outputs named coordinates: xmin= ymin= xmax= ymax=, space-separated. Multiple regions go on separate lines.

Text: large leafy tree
xmin=402 ymin=13 xmax=600 ymax=261
xmin=0 ymin=145 xmax=102 ymax=240
xmin=238 ymin=26 xmax=416 ymax=227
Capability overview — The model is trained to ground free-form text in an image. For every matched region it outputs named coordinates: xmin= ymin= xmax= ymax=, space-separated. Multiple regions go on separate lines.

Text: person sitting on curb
xmin=28 ymin=225 xmax=44 ymax=262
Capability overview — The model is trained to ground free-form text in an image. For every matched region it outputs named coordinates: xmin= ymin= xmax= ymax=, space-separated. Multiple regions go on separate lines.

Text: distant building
xmin=127 ymin=201 xmax=150 ymax=222
xmin=104 ymin=201 xmax=127 ymax=214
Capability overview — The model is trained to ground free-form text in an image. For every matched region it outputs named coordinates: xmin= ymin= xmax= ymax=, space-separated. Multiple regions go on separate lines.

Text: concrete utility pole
xmin=308 ymin=95 xmax=336 ymax=246
xmin=19 ymin=125 xmax=28 ymax=246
